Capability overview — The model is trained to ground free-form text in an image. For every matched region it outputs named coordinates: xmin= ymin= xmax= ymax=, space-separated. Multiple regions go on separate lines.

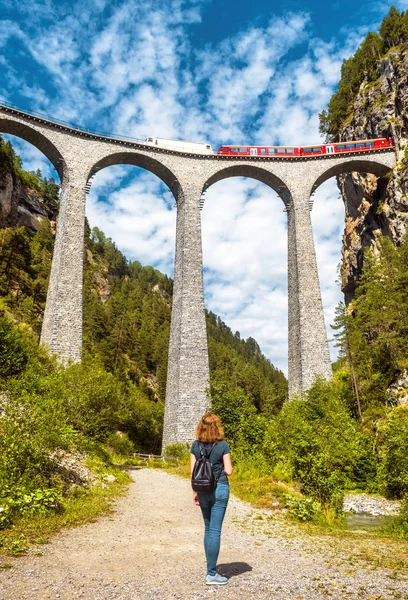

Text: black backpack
xmin=191 ymin=442 xmax=221 ymax=493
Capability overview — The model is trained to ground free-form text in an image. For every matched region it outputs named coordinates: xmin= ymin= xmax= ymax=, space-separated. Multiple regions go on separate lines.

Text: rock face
xmin=343 ymin=493 xmax=401 ymax=516
xmin=387 ymin=369 xmax=408 ymax=406
xmin=0 ymin=170 xmax=57 ymax=232
xmin=338 ymin=47 xmax=408 ymax=302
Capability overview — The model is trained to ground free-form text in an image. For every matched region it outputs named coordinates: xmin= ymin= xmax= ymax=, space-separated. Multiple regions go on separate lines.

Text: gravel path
xmin=1 ymin=469 xmax=407 ymax=600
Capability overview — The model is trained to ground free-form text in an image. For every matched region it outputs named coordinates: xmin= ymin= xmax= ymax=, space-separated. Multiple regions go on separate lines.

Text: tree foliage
xmin=341 ymin=236 xmax=408 ymax=409
xmin=319 ymin=6 xmax=408 ymax=139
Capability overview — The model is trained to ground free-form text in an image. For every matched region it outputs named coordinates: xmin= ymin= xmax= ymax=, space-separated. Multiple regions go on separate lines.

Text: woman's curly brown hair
xmin=195 ymin=412 xmax=225 ymax=442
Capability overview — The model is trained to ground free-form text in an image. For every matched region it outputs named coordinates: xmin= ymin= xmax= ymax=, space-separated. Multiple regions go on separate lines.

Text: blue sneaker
xmin=206 ymin=573 xmax=228 ymax=585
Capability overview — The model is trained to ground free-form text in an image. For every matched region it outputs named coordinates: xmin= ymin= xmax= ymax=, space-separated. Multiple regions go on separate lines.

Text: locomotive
xmin=145 ymin=136 xmax=213 ymax=154
xmin=216 ymin=138 xmax=393 ymax=157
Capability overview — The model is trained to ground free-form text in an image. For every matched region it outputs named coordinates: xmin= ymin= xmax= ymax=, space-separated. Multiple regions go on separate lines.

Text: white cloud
xmin=201 ymin=178 xmax=288 ymax=371
xmin=86 ymin=167 xmax=176 ymax=274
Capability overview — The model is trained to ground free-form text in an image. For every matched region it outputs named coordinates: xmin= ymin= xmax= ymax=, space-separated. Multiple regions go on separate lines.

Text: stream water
xmin=345 ymin=513 xmax=391 ymax=531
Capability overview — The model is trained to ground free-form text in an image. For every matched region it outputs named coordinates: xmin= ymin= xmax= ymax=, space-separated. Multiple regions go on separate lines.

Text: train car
xmin=145 ymin=136 xmax=214 ymax=154
xmin=217 ymin=145 xmax=299 ymax=157
xmin=299 ymin=138 xmax=393 ymax=156
xmin=217 ymin=138 xmax=393 ymax=158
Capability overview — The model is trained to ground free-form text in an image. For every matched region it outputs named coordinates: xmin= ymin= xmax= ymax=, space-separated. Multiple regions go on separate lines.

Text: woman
xmin=190 ymin=412 xmax=233 ymax=586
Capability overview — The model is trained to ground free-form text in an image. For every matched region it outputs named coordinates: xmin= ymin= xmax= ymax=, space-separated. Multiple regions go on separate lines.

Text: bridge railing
xmin=0 ymin=98 xmax=147 ymax=144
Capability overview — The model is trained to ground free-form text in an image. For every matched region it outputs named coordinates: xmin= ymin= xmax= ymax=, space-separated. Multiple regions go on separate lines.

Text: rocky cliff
xmin=338 ymin=46 xmax=408 ymax=302
xmin=0 ymin=169 xmax=57 ymax=233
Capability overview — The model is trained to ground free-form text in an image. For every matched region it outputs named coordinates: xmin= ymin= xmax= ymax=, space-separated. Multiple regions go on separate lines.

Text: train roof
xmin=220 ymin=144 xmax=298 ymax=148
xmin=302 ymin=138 xmax=389 ymax=148
xmin=147 ymin=136 xmax=212 ymax=146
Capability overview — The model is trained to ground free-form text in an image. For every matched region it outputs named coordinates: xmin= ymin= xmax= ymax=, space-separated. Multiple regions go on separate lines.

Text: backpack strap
xmin=199 ymin=442 xmax=216 ymax=458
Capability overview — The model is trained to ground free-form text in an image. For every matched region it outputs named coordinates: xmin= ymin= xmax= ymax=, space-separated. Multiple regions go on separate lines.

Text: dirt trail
xmin=1 ymin=469 xmax=407 ymax=600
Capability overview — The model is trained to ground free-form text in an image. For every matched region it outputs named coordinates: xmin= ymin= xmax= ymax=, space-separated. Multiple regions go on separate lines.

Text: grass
xmin=230 ymin=474 xmax=294 ymax=509
xmin=0 ymin=456 xmax=131 ymax=557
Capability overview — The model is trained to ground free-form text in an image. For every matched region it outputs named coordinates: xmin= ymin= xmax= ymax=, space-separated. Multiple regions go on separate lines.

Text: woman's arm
xmin=190 ymin=453 xmax=196 ymax=476
xmin=223 ymin=453 xmax=233 ymax=476
xmin=190 ymin=453 xmax=200 ymax=505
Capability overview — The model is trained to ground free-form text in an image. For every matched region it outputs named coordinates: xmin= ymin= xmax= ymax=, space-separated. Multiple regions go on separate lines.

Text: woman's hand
xmin=193 ymin=491 xmax=200 ymax=506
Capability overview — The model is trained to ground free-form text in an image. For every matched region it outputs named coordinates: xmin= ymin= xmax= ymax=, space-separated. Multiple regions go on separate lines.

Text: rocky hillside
xmin=0 ymin=168 xmax=57 ymax=232
xmin=0 ymin=137 xmax=58 ymax=232
xmin=337 ymin=46 xmax=408 ymax=301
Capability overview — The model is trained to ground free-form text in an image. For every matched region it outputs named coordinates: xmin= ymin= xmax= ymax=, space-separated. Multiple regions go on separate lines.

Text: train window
xmin=286 ymin=149 xmax=295 ymax=154
xmin=230 ymin=147 xmax=239 ymax=153
xmin=313 ymin=147 xmax=322 ymax=152
xmin=147 ymin=137 xmax=154 ymax=142
xmin=239 ymin=147 xmax=248 ymax=153
xmin=367 ymin=142 xmax=375 ymax=147
xmin=260 ymin=148 xmax=266 ymax=155
xmin=346 ymin=144 xmax=355 ymax=149
xmin=356 ymin=143 xmax=364 ymax=148
xmin=268 ymin=148 xmax=277 ymax=154
xmin=336 ymin=145 xmax=345 ymax=150
xmin=303 ymin=148 xmax=313 ymax=153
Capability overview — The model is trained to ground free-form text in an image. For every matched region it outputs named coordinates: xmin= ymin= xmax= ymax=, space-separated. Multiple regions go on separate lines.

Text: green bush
xmin=0 ymin=486 xmax=62 ymax=524
xmin=106 ymin=431 xmax=135 ymax=456
xmin=163 ymin=442 xmax=190 ymax=460
xmin=0 ymin=387 xmax=76 ymax=492
xmin=378 ymin=407 xmax=408 ymax=498
xmin=0 ymin=317 xmax=28 ymax=378
xmin=382 ymin=495 xmax=408 ymax=539
xmin=284 ymin=494 xmax=322 ymax=522
xmin=118 ymin=386 xmax=164 ymax=454
xmin=263 ymin=378 xmax=374 ymax=507
xmin=55 ymin=359 xmax=124 ymax=441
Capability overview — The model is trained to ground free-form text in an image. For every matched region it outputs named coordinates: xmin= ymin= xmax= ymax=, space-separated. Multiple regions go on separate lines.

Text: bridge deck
xmin=0 ymin=102 xmax=395 ymax=161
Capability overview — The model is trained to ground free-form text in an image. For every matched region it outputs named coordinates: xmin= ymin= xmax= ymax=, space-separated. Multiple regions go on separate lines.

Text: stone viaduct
xmin=0 ymin=104 xmax=396 ymax=447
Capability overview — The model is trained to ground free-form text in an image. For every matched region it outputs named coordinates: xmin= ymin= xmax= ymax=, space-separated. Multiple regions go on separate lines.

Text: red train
xmin=217 ymin=138 xmax=393 ymax=157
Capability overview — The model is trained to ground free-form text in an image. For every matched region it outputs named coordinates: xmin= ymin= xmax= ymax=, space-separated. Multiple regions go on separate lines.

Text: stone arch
xmin=310 ymin=157 xmax=393 ymax=196
xmin=0 ymin=117 xmax=65 ymax=180
xmin=87 ymin=152 xmax=182 ymax=200
xmin=202 ymin=164 xmax=292 ymax=206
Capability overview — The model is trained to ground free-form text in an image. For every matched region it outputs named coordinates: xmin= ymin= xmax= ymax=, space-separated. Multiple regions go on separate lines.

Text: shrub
xmin=0 ymin=317 xmax=28 ymax=378
xmin=263 ymin=377 xmax=374 ymax=507
xmin=0 ymin=486 xmax=62 ymax=522
xmin=56 ymin=359 xmax=124 ymax=441
xmin=106 ymin=432 xmax=135 ymax=456
xmin=163 ymin=442 xmax=190 ymax=460
xmin=284 ymin=494 xmax=322 ymax=522
xmin=378 ymin=407 xmax=408 ymax=498
xmin=382 ymin=495 xmax=408 ymax=539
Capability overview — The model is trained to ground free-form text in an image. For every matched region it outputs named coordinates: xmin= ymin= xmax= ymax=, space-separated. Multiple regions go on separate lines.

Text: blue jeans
xmin=198 ymin=483 xmax=230 ymax=576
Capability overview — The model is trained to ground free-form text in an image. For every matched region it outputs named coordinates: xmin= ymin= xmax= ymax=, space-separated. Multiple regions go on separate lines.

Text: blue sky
xmin=0 ymin=0 xmax=406 ymax=372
